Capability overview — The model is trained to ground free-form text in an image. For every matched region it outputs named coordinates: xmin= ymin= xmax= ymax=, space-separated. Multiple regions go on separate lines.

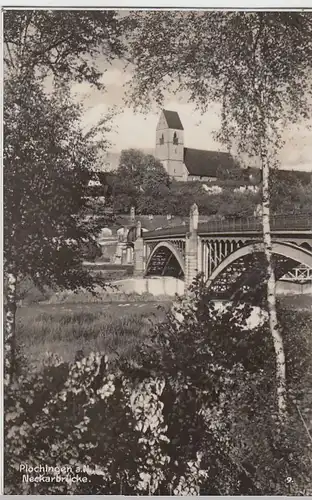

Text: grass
xmin=14 ymin=276 xmax=170 ymax=306
xmin=44 ymin=287 xmax=170 ymax=305
xmin=14 ymin=276 xmax=311 ymax=373
xmin=13 ymin=276 xmax=171 ymax=371
xmin=16 ymin=301 xmax=170 ymax=370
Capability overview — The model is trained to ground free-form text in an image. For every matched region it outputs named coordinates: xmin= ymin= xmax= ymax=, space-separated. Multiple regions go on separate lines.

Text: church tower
xmin=155 ymin=110 xmax=187 ymax=181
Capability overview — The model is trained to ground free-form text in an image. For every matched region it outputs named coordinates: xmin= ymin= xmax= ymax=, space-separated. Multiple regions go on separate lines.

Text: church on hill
xmin=155 ymin=109 xmax=236 ymax=182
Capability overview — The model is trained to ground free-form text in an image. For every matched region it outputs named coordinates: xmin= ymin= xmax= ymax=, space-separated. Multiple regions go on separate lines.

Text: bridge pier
xmin=185 ymin=234 xmax=199 ymax=287
xmin=185 ymin=204 xmax=200 ymax=288
xmin=126 ymin=246 xmax=133 ymax=265
xmin=133 ymin=221 xmax=145 ymax=276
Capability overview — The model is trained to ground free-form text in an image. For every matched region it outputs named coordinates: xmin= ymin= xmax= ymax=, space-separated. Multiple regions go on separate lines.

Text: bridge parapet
xmin=143 ymin=214 xmax=312 ymax=240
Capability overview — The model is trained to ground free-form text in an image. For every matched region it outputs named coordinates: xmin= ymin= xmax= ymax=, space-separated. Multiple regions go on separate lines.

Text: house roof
xmin=162 ymin=110 xmax=184 ymax=130
xmin=184 ymin=148 xmax=235 ymax=177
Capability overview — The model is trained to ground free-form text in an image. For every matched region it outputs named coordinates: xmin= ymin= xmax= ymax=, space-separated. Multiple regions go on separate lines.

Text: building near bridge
xmin=155 ymin=109 xmax=237 ymax=182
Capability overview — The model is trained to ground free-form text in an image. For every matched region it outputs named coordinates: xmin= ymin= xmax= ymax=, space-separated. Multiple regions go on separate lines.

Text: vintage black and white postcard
xmin=2 ymin=6 xmax=312 ymax=496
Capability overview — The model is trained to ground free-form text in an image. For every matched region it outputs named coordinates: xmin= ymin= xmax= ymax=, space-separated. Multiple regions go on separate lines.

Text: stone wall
xmin=113 ymin=277 xmax=185 ymax=297
xmin=276 ymin=280 xmax=312 ymax=295
xmin=111 ymin=276 xmax=311 ymax=298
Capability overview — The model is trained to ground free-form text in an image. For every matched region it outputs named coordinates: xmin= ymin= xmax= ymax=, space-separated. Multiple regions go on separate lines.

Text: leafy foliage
xmin=3 ymin=9 xmax=129 ymax=383
xmin=270 ymin=171 xmax=312 ymax=214
xmin=4 ymin=10 xmax=125 ymax=87
xmin=4 ymin=280 xmax=312 ymax=494
xmin=112 ymin=149 xmax=171 ymax=214
xmin=110 ymin=150 xmax=261 ymax=216
xmin=111 ymin=149 xmax=311 ymax=218
xmin=4 ymin=77 xmax=110 ymax=292
xmin=127 ymin=11 xmax=312 ymax=159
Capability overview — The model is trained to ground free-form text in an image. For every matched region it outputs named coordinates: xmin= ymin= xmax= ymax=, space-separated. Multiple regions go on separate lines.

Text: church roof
xmin=184 ymin=148 xmax=235 ymax=177
xmin=162 ymin=110 xmax=184 ymax=130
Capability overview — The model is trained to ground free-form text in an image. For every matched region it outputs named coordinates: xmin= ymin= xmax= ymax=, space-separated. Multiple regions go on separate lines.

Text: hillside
xmin=100 ymin=148 xmax=155 ymax=172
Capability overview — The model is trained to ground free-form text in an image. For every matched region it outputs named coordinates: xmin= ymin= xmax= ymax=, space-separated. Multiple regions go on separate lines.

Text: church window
xmin=160 ymin=134 xmax=164 ymax=145
xmin=173 ymin=132 xmax=178 ymax=145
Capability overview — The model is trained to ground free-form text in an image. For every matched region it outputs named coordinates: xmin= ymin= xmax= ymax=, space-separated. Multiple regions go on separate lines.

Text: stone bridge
xmin=129 ymin=205 xmax=312 ymax=300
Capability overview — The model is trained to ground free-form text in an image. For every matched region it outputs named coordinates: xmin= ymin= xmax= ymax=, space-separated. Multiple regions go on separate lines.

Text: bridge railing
xmin=142 ymin=214 xmax=312 ymax=239
xmin=202 ymin=214 xmax=312 ymax=233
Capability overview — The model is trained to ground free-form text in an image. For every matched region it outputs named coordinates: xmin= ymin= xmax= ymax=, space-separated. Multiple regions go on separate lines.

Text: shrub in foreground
xmin=4 ymin=280 xmax=312 ymax=494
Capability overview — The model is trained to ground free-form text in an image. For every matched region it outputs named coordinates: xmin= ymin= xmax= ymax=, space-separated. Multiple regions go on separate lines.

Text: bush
xmin=133 ymin=280 xmax=312 ymax=495
xmin=4 ymin=277 xmax=54 ymax=306
xmin=4 ymin=278 xmax=312 ymax=494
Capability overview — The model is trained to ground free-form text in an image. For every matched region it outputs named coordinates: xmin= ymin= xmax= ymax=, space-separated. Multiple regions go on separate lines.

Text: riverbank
xmin=16 ymin=299 xmax=170 ymax=369
xmin=16 ymin=288 xmax=311 ymax=372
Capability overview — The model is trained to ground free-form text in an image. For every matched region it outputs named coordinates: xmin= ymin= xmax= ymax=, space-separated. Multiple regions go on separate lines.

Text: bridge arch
xmin=206 ymin=241 xmax=312 ymax=290
xmin=145 ymin=241 xmax=185 ymax=278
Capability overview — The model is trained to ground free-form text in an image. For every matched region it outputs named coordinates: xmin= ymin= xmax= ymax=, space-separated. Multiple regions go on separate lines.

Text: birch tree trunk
xmin=5 ymin=270 xmax=17 ymax=386
xmin=261 ymin=155 xmax=287 ymax=418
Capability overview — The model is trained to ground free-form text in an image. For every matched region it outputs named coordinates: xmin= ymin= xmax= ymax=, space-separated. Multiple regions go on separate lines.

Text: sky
xmin=71 ymin=62 xmax=312 ymax=172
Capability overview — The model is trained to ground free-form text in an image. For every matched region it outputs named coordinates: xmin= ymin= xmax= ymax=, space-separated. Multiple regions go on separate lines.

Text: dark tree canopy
xmin=3 ymin=77 xmax=112 ymax=291
xmin=4 ymin=10 xmax=125 ymax=87
xmin=3 ymin=9 xmax=129 ymax=292
xmin=112 ymin=149 xmax=171 ymax=214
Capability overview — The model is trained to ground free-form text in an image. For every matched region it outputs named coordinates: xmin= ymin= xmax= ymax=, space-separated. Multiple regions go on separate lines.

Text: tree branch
xmin=296 ymin=404 xmax=312 ymax=445
xmin=4 ymin=40 xmax=15 ymax=69
xmin=21 ymin=11 xmax=34 ymax=62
